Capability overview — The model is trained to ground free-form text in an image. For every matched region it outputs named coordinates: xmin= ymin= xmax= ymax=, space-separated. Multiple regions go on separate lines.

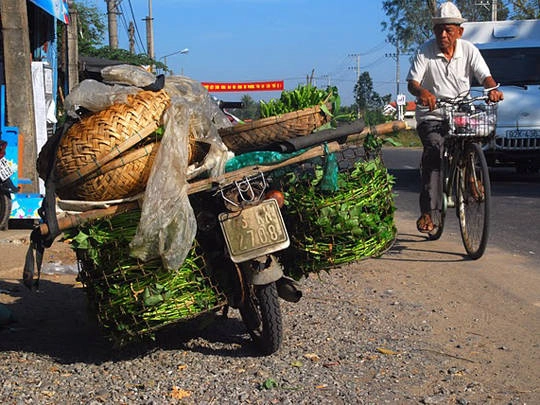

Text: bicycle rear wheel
xmin=457 ymin=142 xmax=490 ymax=259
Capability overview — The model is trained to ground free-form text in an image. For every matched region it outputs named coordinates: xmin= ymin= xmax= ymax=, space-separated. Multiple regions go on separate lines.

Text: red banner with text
xmin=202 ymin=81 xmax=284 ymax=92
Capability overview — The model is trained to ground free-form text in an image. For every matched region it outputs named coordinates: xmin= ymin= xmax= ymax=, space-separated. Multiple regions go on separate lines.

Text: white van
xmin=461 ymin=19 xmax=540 ymax=173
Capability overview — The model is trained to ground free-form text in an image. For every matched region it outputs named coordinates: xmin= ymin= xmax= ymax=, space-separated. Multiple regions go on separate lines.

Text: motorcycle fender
xmin=250 ymin=255 xmax=283 ymax=285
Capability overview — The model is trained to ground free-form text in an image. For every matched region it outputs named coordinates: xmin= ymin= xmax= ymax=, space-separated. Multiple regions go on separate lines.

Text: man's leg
xmin=417 ymin=121 xmax=445 ymax=230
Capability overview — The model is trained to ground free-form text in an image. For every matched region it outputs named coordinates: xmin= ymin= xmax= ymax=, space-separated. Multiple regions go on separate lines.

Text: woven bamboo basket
xmin=55 ymin=90 xmax=171 ymax=201
xmin=218 ymin=103 xmax=332 ymax=154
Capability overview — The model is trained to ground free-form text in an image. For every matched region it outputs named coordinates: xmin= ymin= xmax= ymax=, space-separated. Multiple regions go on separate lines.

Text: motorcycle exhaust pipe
xmin=276 ymin=276 xmax=302 ymax=303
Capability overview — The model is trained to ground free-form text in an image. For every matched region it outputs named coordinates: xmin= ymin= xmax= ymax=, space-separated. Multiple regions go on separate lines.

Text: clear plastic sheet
xmin=164 ymin=76 xmax=232 ymax=180
xmin=63 ymin=79 xmax=138 ymax=118
xmin=129 ymin=101 xmax=196 ymax=270
xmin=129 ymin=76 xmax=233 ymax=270
xmin=101 ymin=64 xmax=157 ymax=87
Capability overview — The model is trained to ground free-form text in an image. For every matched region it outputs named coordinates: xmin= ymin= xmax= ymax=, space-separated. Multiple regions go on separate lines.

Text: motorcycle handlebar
xmin=219 ymin=101 xmax=244 ymax=109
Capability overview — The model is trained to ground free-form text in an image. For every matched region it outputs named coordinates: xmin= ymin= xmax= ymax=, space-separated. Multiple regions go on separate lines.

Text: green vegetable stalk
xmin=64 ymin=210 xmax=225 ymax=346
xmin=276 ymin=157 xmax=396 ymax=279
xmin=260 ymin=84 xmax=339 ymax=119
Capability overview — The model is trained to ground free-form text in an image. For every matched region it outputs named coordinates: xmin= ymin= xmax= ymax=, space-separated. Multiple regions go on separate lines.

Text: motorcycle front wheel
xmin=239 ymin=282 xmax=282 ymax=355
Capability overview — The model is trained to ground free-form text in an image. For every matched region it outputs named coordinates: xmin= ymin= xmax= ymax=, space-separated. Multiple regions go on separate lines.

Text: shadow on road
xmin=0 ymin=278 xmax=264 ymax=364
xmin=383 ymin=233 xmax=469 ymax=263
xmin=388 ymin=168 xmax=420 ymax=193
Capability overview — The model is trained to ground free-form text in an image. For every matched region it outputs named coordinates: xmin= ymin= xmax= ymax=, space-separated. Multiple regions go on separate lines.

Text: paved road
xmin=382 ymin=147 xmax=540 ymax=268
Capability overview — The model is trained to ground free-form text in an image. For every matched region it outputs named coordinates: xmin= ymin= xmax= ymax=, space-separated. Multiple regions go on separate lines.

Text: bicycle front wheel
xmin=429 ymin=148 xmax=452 ymax=241
xmin=457 ymin=142 xmax=491 ymax=259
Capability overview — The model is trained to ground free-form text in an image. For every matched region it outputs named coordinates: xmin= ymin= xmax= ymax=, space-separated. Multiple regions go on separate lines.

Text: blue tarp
xmin=29 ymin=0 xmax=69 ymax=23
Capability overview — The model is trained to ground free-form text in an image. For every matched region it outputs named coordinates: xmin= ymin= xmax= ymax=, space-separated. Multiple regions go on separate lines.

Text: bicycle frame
xmin=441 ymin=137 xmax=467 ymax=212
xmin=429 ymin=94 xmax=496 ymax=259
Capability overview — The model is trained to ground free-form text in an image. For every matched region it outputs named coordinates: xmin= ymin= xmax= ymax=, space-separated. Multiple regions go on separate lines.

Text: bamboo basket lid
xmin=218 ymin=104 xmax=332 ymax=154
xmin=55 ymin=90 xmax=171 ymax=201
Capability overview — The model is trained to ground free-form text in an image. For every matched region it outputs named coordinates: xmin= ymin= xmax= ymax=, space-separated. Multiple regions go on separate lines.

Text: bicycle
xmin=427 ymin=92 xmax=498 ymax=259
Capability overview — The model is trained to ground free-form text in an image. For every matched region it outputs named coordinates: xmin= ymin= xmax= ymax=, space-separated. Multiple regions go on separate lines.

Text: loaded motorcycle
xmin=191 ymin=169 xmax=301 ymax=355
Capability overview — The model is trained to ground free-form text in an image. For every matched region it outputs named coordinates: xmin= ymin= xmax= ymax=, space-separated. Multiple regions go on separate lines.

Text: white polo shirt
xmin=407 ymin=38 xmax=492 ymax=122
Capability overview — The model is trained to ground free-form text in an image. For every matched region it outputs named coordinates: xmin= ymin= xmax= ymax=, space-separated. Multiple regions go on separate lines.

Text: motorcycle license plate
xmin=0 ymin=157 xmax=14 ymax=182
xmin=219 ymin=199 xmax=290 ymax=263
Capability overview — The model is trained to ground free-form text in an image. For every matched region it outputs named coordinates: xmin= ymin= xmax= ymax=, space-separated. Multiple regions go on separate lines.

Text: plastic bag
xmin=63 ymin=79 xmax=138 ymax=118
xmin=164 ymin=76 xmax=232 ymax=180
xmin=129 ymin=101 xmax=196 ymax=270
xmin=101 ymin=64 xmax=157 ymax=88
xmin=130 ymin=77 xmax=233 ymax=270
xmin=319 ymin=150 xmax=339 ymax=192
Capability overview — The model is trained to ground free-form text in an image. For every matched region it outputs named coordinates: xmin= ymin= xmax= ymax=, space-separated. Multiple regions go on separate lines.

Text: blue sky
xmin=92 ymin=0 xmax=407 ymax=106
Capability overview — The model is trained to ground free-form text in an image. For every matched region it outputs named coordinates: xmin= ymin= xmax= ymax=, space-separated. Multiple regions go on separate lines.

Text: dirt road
xmin=0 ymin=210 xmax=539 ymax=403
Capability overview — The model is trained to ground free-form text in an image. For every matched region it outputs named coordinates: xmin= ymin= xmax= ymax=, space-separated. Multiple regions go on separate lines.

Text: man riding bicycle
xmin=406 ymin=1 xmax=503 ymax=234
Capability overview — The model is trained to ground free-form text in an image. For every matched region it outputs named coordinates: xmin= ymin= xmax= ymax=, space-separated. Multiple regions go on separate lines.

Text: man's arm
xmin=482 ymin=76 xmax=504 ymax=102
xmin=408 ymin=80 xmax=437 ymax=111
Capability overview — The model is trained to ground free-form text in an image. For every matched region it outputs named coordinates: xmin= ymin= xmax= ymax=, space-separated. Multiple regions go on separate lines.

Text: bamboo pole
xmin=39 ymin=142 xmax=341 ymax=236
xmin=39 ymin=119 xmax=409 ymax=236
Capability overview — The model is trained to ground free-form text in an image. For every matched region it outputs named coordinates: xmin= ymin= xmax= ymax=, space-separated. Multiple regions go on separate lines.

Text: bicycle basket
xmin=445 ymin=103 xmax=497 ymax=138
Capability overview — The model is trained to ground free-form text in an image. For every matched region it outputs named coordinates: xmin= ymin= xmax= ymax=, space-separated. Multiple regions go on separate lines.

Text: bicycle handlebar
xmin=437 ymin=95 xmax=489 ymax=106
xmin=436 ymin=84 xmax=501 ymax=107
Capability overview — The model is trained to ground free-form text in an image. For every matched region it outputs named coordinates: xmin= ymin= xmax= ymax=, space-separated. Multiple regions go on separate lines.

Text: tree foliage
xmin=71 ymin=0 xmax=107 ymax=55
xmin=228 ymin=94 xmax=260 ymax=121
xmin=354 ymin=72 xmax=391 ymax=119
xmin=69 ymin=1 xmax=166 ymax=70
xmin=510 ymin=0 xmax=540 ymax=18
xmin=381 ymin=0 xmax=435 ymax=54
xmin=381 ymin=0 xmax=529 ymax=53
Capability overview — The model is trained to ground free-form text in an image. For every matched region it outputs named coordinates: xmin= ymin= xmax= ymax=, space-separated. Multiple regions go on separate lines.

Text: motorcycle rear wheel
xmin=0 ymin=193 xmax=11 ymax=230
xmin=239 ymin=282 xmax=282 ymax=355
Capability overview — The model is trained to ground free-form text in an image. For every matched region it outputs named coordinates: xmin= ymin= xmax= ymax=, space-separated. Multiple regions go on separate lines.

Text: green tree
xmin=382 ymin=0 xmax=511 ymax=52
xmin=510 ymin=0 xmax=540 ymax=18
xmin=231 ymin=94 xmax=260 ymax=121
xmin=381 ymin=0 xmax=435 ymax=54
xmin=71 ymin=0 xmax=107 ymax=55
xmin=68 ymin=1 xmax=166 ymax=70
xmin=456 ymin=0 xmax=509 ymax=21
xmin=354 ymin=72 xmax=390 ymax=111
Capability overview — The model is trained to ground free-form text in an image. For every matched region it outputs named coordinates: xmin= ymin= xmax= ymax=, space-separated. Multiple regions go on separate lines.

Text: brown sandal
xmin=416 ymin=213 xmax=434 ymax=233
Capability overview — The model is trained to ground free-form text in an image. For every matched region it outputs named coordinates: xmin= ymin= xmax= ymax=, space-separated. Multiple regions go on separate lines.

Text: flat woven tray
xmin=218 ymin=104 xmax=332 ymax=153
xmin=55 ymin=90 xmax=171 ymax=201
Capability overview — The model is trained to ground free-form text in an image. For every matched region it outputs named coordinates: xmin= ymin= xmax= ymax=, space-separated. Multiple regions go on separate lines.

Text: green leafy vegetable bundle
xmin=259 ymin=84 xmax=339 ymax=119
xmin=65 ymin=210 xmax=225 ymax=345
xmin=278 ymin=158 xmax=396 ymax=279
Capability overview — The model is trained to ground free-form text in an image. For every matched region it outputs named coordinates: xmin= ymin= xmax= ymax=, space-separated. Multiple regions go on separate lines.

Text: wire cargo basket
xmin=444 ymin=103 xmax=497 ymax=138
xmin=71 ymin=210 xmax=227 ymax=345
xmin=218 ymin=103 xmax=332 ymax=153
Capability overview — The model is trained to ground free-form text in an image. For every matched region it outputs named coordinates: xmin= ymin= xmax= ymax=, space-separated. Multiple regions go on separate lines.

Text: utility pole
xmin=0 ymin=0 xmax=38 ymax=192
xmin=106 ymin=0 xmax=119 ymax=48
xmin=491 ymin=0 xmax=498 ymax=21
xmin=128 ymin=22 xmax=135 ymax=53
xmin=348 ymin=54 xmax=361 ymax=84
xmin=476 ymin=0 xmax=498 ymax=21
xmin=319 ymin=74 xmax=331 ymax=87
xmin=144 ymin=0 xmax=155 ymax=59
xmin=385 ymin=43 xmax=401 ymax=97
xmin=66 ymin=2 xmax=79 ymax=91
xmin=348 ymin=54 xmax=361 ymax=117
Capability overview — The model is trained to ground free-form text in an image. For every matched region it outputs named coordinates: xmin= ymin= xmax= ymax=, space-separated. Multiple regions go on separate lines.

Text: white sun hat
xmin=432 ymin=2 xmax=467 ymax=26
